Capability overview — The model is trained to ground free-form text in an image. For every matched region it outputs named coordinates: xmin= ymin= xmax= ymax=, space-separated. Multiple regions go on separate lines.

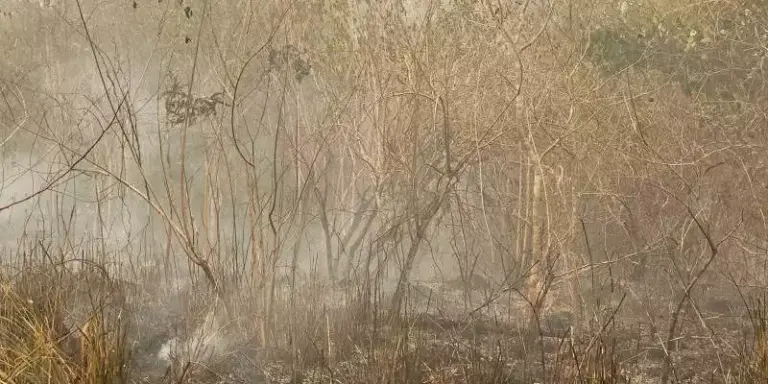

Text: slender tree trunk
xmin=526 ymin=147 xmax=550 ymax=315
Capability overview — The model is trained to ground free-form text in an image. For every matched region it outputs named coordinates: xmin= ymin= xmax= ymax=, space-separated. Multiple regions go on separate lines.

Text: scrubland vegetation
xmin=2 ymin=0 xmax=768 ymax=382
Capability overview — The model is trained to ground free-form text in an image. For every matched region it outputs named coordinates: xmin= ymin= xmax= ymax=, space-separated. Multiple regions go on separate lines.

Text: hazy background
xmin=2 ymin=0 xmax=768 ymax=381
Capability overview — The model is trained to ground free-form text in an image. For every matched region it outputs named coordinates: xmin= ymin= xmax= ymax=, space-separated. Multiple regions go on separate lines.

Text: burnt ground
xmin=96 ymin=273 xmax=759 ymax=384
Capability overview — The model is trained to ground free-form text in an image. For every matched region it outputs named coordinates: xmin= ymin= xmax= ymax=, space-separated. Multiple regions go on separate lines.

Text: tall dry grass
xmin=0 ymin=262 xmax=129 ymax=384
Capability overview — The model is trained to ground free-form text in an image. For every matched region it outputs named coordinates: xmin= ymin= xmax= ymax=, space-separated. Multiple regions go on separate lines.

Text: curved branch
xmin=229 ymin=4 xmax=295 ymax=168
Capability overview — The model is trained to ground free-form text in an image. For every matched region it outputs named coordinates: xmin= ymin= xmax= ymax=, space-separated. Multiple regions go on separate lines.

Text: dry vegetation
xmin=1 ymin=0 xmax=768 ymax=383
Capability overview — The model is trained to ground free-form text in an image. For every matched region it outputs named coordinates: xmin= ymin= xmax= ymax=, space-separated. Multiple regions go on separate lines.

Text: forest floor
xmin=1 ymin=263 xmax=759 ymax=384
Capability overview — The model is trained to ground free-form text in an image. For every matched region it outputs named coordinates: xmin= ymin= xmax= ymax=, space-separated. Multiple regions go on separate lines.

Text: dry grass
xmin=0 ymin=264 xmax=129 ymax=384
xmin=2 ymin=253 xmax=768 ymax=384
